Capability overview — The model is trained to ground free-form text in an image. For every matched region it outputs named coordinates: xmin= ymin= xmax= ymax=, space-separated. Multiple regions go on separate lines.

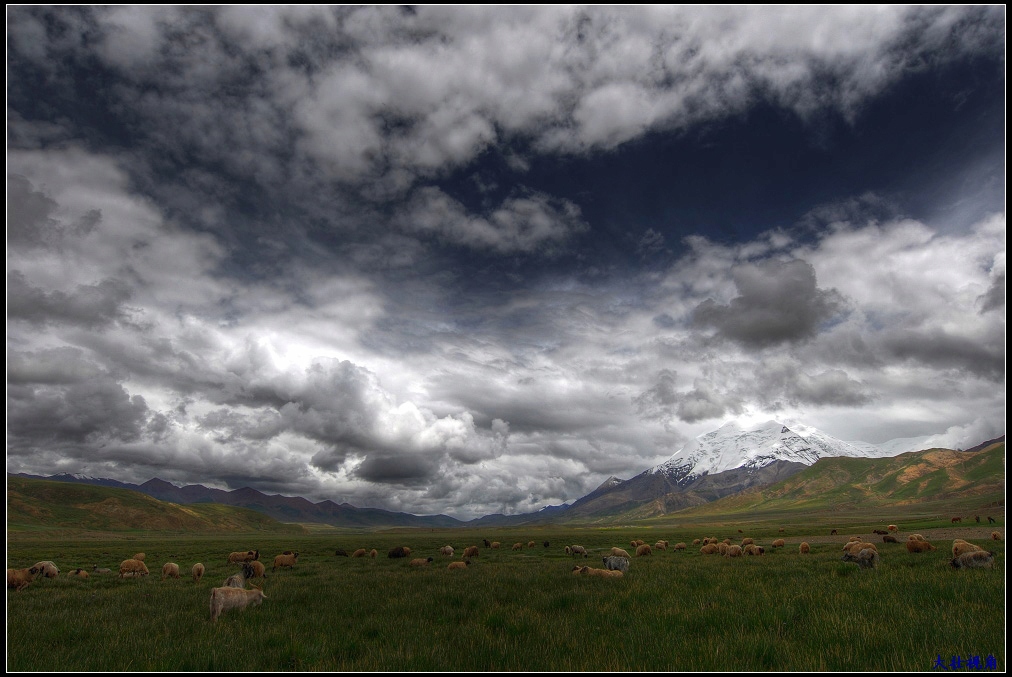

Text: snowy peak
xmin=651 ymin=419 xmax=886 ymax=483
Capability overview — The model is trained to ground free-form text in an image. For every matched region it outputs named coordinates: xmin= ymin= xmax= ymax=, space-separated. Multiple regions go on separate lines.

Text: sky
xmin=6 ymin=6 xmax=1006 ymax=520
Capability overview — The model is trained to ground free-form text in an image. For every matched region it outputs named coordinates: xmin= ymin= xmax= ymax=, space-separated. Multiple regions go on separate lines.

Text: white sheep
xmin=572 ymin=565 xmax=623 ymax=579
xmin=192 ymin=563 xmax=205 ymax=582
xmin=439 ymin=545 xmax=455 ymax=557
xmin=951 ymin=551 xmax=995 ymax=569
xmin=161 ymin=563 xmax=181 ymax=580
xmin=33 ymin=561 xmax=60 ymax=578
xmin=610 ymin=547 xmax=631 ymax=559
xmin=118 ymin=559 xmax=149 ymax=578
xmin=209 ymin=586 xmax=267 ymax=622
xmin=569 ymin=545 xmax=588 ymax=558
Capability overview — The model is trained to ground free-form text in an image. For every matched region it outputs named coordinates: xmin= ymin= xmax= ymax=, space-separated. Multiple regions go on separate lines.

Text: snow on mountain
xmin=650 ymin=419 xmax=906 ymax=484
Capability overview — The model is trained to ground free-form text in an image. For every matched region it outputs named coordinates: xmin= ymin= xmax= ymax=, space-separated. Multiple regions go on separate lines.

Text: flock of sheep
xmin=8 ymin=525 xmax=1002 ymax=621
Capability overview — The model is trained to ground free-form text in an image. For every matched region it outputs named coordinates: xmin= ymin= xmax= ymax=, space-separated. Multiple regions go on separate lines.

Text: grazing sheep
xmin=631 ymin=539 xmax=645 ymax=548
xmin=225 ymin=563 xmax=255 ymax=588
xmin=370 ymin=549 xmax=378 ymax=558
xmin=483 ymin=539 xmax=491 ymax=548
xmin=725 ymin=545 xmax=743 ymax=558
xmin=908 ymin=534 xmax=925 ymax=541
xmin=161 ymin=563 xmax=181 ymax=580
xmin=8 ymin=566 xmax=42 ymax=591
xmin=873 ymin=529 xmax=888 ymax=535
xmin=635 ymin=544 xmax=652 ymax=557
xmin=906 ymin=540 xmax=937 ymax=553
xmin=512 ymin=543 xmax=523 ymax=551
xmin=772 ymin=539 xmax=785 ymax=548
xmin=610 ymin=547 xmax=631 ymax=559
xmin=463 ymin=546 xmax=480 ymax=559
xmin=887 ymin=525 xmax=898 ymax=532
xmin=778 ymin=528 xmax=785 ymax=533
xmin=569 ymin=545 xmax=588 ymax=558
xmin=448 ymin=561 xmax=469 ymax=570
xmin=528 ymin=541 xmax=536 ymax=549
xmin=118 ymin=559 xmax=149 ymax=578
xmin=602 ymin=556 xmax=630 ymax=572
xmin=439 ymin=546 xmax=455 ymax=557
xmin=273 ymin=552 xmax=299 ymax=570
xmin=491 ymin=542 xmax=501 ymax=549
xmin=743 ymin=544 xmax=763 ymax=556
xmin=572 ymin=565 xmax=623 ymax=579
xmin=654 ymin=541 xmax=668 ymax=551
xmin=674 ymin=542 xmax=687 ymax=550
xmin=192 ymin=563 xmax=205 ymax=582
xmin=717 ymin=543 xmax=729 ymax=556
xmin=351 ymin=549 xmax=368 ymax=558
xmin=228 ymin=550 xmax=258 ymax=564
xmin=841 ymin=547 xmax=880 ymax=569
xmin=882 ymin=535 xmax=899 ymax=543
xmin=951 ymin=551 xmax=995 ymax=569
xmin=843 ymin=541 xmax=878 ymax=554
xmin=33 ymin=561 xmax=60 ymax=578
xmin=992 ymin=532 xmax=1001 ymax=541
xmin=209 ymin=586 xmax=267 ymax=622
xmin=68 ymin=568 xmax=90 ymax=578
xmin=132 ymin=553 xmax=146 ymax=562
xmin=335 ymin=549 xmax=349 ymax=557
xmin=741 ymin=537 xmax=755 ymax=546
xmin=848 ymin=536 xmax=862 ymax=543
xmin=248 ymin=561 xmax=266 ymax=579
xmin=799 ymin=542 xmax=810 ymax=554
xmin=951 ymin=540 xmax=983 ymax=558
xmin=700 ymin=544 xmax=719 ymax=555
xmin=92 ymin=566 xmax=112 ymax=574
xmin=388 ymin=547 xmax=410 ymax=559
xmin=409 ymin=557 xmax=434 ymax=567
xmin=951 ymin=516 xmax=962 ymax=524
xmin=692 ymin=539 xmax=701 ymax=545
xmin=722 ymin=538 xmax=732 ymax=546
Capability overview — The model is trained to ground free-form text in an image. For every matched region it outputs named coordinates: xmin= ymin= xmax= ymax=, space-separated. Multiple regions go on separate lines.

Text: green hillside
xmin=6 ymin=476 xmax=307 ymax=536
xmin=623 ymin=442 xmax=1005 ymax=523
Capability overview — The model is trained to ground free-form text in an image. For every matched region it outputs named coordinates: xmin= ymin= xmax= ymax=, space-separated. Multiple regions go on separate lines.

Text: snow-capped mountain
xmin=650 ymin=420 xmax=904 ymax=485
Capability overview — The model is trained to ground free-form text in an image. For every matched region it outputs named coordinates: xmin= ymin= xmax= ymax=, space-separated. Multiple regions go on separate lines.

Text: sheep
xmin=409 ymin=557 xmax=434 ymax=567
xmin=192 ymin=563 xmax=205 ymax=582
xmin=692 ymin=539 xmax=701 ymax=545
xmin=841 ymin=547 xmax=879 ymax=569
xmin=743 ymin=544 xmax=763 ymax=556
xmin=630 ymin=539 xmax=645 ymax=547
xmin=830 ymin=529 xmax=838 ymax=535
xmin=882 ymin=535 xmax=899 ymax=543
xmin=224 ymin=563 xmax=255 ymax=588
xmin=799 ymin=542 xmax=810 ymax=554
xmin=848 ymin=536 xmax=862 ymax=543
xmin=906 ymin=540 xmax=937 ymax=553
xmin=572 ymin=565 xmax=623 ymax=579
xmin=887 ymin=525 xmax=898 ymax=532
xmin=528 ymin=541 xmax=536 ymax=549
xmin=569 ymin=545 xmax=588 ymax=558
xmin=778 ymin=527 xmax=785 ymax=533
xmin=273 ymin=551 xmax=299 ymax=570
xmin=602 ymin=556 xmax=630 ymax=572
xmin=950 ymin=551 xmax=995 ymax=569
xmin=700 ymin=544 xmax=719 ymax=555
xmin=717 ymin=543 xmax=729 ymax=556
xmin=908 ymin=534 xmax=926 ymax=541
xmin=335 ymin=549 xmax=349 ymax=557
xmin=210 ymin=585 xmax=267 ymax=622
xmin=388 ymin=546 xmax=410 ymax=559
xmin=635 ymin=544 xmax=652 ymax=557
xmin=741 ymin=537 xmax=755 ymax=546
xmin=67 ymin=568 xmax=90 ymax=578
xmin=483 ymin=539 xmax=491 ymax=548
xmin=722 ymin=538 xmax=732 ymax=546
xmin=370 ymin=549 xmax=378 ymax=559
xmin=951 ymin=540 xmax=983 ymax=558
xmin=843 ymin=542 xmax=878 ymax=554
xmin=351 ymin=548 xmax=368 ymax=558
xmin=227 ymin=550 xmax=255 ymax=564
xmin=654 ymin=541 xmax=668 ymax=551
xmin=439 ymin=546 xmax=455 ymax=557
xmin=610 ymin=547 xmax=631 ymax=559
xmin=8 ymin=566 xmax=42 ymax=591
xmin=33 ymin=561 xmax=59 ymax=578
xmin=132 ymin=553 xmax=146 ymax=562
xmin=118 ymin=559 xmax=149 ymax=578
xmin=92 ymin=566 xmax=112 ymax=574
xmin=161 ymin=563 xmax=181 ymax=580
xmin=448 ymin=561 xmax=469 ymax=570
xmin=247 ymin=561 xmax=267 ymax=579
xmin=512 ymin=543 xmax=523 ymax=551
xmin=992 ymin=531 xmax=1001 ymax=541
xmin=725 ymin=545 xmax=743 ymax=558
xmin=873 ymin=529 xmax=888 ymax=535
xmin=462 ymin=546 xmax=480 ymax=559
xmin=772 ymin=539 xmax=785 ymax=548
xmin=491 ymin=542 xmax=501 ymax=549
xmin=738 ymin=529 xmax=744 ymax=533
xmin=543 ymin=541 xmax=550 ymax=548
xmin=673 ymin=543 xmax=687 ymax=550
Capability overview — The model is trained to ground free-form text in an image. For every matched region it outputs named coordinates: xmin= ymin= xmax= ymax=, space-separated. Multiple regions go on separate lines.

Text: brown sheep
xmin=610 ymin=547 xmax=631 ymax=559
xmin=351 ymin=548 xmax=368 ymax=558
xmin=692 ymin=539 xmax=701 ymax=545
xmin=654 ymin=541 xmax=668 ymax=551
xmin=700 ymin=544 xmax=719 ymax=555
xmin=772 ymin=539 xmax=785 ymax=548
xmin=512 ymin=543 xmax=523 ymax=551
xmin=161 ymin=563 xmax=181 ymax=580
xmin=227 ymin=550 xmax=259 ymax=564
xmin=192 ymin=563 xmax=205 ymax=582
xmin=409 ymin=557 xmax=433 ymax=566
xmin=906 ymin=540 xmax=937 ymax=553
xmin=992 ymin=531 xmax=1001 ymax=541
xmin=635 ymin=544 xmax=652 ymax=557
xmin=882 ymin=535 xmax=899 ymax=543
xmin=631 ymin=539 xmax=645 ymax=547
xmin=743 ymin=544 xmax=764 ymax=556
xmin=841 ymin=547 xmax=879 ymax=569
xmin=528 ymin=541 xmax=536 ymax=549
xmin=887 ymin=525 xmax=898 ymax=532
xmin=68 ymin=568 xmax=90 ymax=578
xmin=741 ymin=537 xmax=755 ymax=546
xmin=843 ymin=541 xmax=878 ymax=554
xmin=247 ymin=561 xmax=266 ymax=579
xmin=725 ymin=545 xmax=743 ymax=557
xmin=799 ymin=542 xmax=810 ymax=554
xmin=132 ymin=553 xmax=146 ymax=562
xmin=951 ymin=516 xmax=962 ymax=524
xmin=7 ymin=566 xmax=42 ymax=591
xmin=848 ymin=536 xmax=862 ymax=543
xmin=951 ymin=540 xmax=983 ymax=558
xmin=273 ymin=552 xmax=299 ymax=570
xmin=209 ymin=586 xmax=266 ymax=622
xmin=717 ymin=543 xmax=729 ymax=555
xmin=778 ymin=527 xmax=785 ymax=533
xmin=950 ymin=551 xmax=995 ymax=569
xmin=908 ymin=534 xmax=925 ymax=541
xmin=370 ymin=549 xmax=378 ymax=558
xmin=119 ymin=559 xmax=149 ymax=578
xmin=463 ymin=545 xmax=479 ymax=559
xmin=722 ymin=538 xmax=732 ymax=546
xmin=673 ymin=542 xmax=687 ymax=550
xmin=572 ymin=565 xmax=623 ymax=579
xmin=490 ymin=542 xmax=501 ymax=549
xmin=448 ymin=561 xmax=469 ymax=570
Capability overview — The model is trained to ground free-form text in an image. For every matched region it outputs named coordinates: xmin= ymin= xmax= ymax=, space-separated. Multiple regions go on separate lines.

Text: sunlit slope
xmin=624 ymin=442 xmax=1005 ymax=520
xmin=7 ymin=476 xmax=307 ymax=535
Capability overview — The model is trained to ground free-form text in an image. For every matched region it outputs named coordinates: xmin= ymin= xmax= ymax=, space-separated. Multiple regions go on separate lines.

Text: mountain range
xmin=9 ymin=420 xmax=1003 ymax=528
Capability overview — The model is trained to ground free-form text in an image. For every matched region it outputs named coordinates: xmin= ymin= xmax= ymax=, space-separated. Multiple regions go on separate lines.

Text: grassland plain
xmin=6 ymin=519 xmax=1005 ymax=672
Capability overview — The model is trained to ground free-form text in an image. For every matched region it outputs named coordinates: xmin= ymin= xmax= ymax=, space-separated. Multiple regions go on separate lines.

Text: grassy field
xmin=6 ymin=517 xmax=1005 ymax=672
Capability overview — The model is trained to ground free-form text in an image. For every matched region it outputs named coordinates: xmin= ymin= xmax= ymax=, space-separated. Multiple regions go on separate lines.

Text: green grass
xmin=6 ymin=526 xmax=1005 ymax=672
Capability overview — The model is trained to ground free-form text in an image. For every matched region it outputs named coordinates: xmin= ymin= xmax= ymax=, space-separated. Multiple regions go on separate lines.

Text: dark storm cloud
xmin=692 ymin=259 xmax=848 ymax=348
xmin=676 ymin=381 xmax=738 ymax=424
xmin=7 ymin=271 xmax=132 ymax=328
xmin=879 ymin=328 xmax=1006 ymax=381
xmin=978 ymin=272 xmax=1004 ymax=313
